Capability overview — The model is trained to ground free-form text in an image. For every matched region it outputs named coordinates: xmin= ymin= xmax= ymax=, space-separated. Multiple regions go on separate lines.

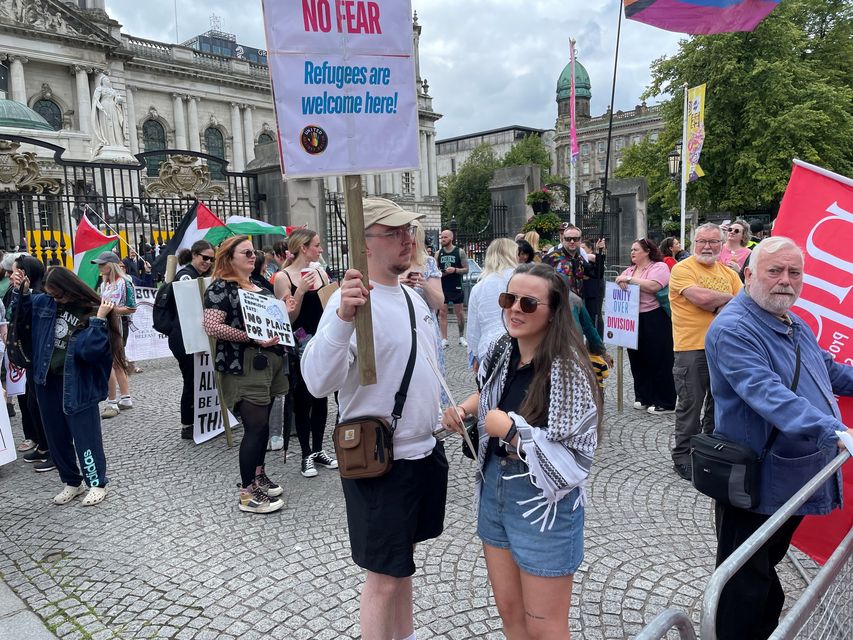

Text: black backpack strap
xmin=762 ymin=343 xmax=801 ymax=456
xmin=391 ymin=288 xmax=418 ymax=425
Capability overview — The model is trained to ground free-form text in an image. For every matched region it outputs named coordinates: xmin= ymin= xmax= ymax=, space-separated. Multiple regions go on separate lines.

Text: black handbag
xmin=690 ymin=344 xmax=800 ymax=508
xmin=7 ymin=285 xmax=32 ymax=369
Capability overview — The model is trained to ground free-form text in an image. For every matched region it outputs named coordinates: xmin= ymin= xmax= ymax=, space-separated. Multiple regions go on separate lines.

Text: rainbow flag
xmin=624 ymin=0 xmax=780 ymax=35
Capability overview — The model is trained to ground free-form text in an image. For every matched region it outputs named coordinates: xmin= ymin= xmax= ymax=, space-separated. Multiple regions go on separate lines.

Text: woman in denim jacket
xmin=10 ymin=266 xmax=124 ymax=506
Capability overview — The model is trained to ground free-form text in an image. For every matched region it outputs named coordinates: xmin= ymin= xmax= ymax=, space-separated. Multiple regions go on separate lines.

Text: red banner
xmin=772 ymin=160 xmax=853 ymax=565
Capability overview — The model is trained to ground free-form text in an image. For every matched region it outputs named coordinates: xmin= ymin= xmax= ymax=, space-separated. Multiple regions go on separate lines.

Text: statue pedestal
xmin=92 ymin=145 xmax=135 ymax=164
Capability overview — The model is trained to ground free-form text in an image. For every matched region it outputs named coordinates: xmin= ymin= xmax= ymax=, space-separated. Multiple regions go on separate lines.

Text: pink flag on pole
xmin=570 ymin=43 xmax=579 ymax=165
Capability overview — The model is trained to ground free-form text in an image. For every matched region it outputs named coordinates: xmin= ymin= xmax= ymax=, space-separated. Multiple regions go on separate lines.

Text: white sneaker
xmin=101 ymin=403 xmax=120 ymax=419
xmin=118 ymin=396 xmax=133 ymax=410
xmin=53 ymin=483 xmax=86 ymax=505
xmin=440 ymin=338 xmax=449 ymax=349
xmin=81 ymin=486 xmax=108 ymax=506
xmin=459 ymin=336 xmax=468 ymax=347
xmin=633 ymin=401 xmax=649 ymax=410
xmin=268 ymin=435 xmax=284 ymax=451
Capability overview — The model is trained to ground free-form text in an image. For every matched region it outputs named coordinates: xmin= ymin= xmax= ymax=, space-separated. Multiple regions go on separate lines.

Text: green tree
xmin=441 ymin=143 xmax=499 ymax=231
xmin=615 ymin=136 xmax=678 ymax=229
xmin=626 ymin=0 xmax=852 ymax=214
xmin=501 ymin=134 xmax=552 ymax=171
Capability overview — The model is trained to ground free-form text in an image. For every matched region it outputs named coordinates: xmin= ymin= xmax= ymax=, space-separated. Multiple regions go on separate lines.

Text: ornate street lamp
xmin=667 ymin=143 xmax=682 ymax=181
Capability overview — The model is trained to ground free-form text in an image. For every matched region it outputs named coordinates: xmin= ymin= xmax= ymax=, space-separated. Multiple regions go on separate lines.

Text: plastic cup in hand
xmin=301 ymin=268 xmax=316 ymax=290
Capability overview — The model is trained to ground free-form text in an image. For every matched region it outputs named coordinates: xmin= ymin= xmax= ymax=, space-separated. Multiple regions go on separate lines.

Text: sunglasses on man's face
xmin=498 ymin=292 xmax=548 ymax=314
xmin=563 ymin=236 xmax=581 ymax=242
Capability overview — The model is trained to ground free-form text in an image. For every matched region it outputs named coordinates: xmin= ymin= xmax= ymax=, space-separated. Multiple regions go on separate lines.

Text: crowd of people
xmin=3 ymin=208 xmax=850 ymax=640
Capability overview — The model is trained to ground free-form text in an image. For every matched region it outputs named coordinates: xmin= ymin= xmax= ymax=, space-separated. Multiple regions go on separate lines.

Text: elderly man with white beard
xmin=705 ymin=236 xmax=853 ymax=639
xmin=668 ymin=223 xmax=743 ymax=480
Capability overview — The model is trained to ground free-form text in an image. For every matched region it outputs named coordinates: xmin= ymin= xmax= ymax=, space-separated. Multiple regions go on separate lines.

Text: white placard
xmin=193 ymin=351 xmax=238 ymax=444
xmin=261 ymin=0 xmax=419 ymax=177
xmin=0 ymin=395 xmax=15 ymax=466
xmin=125 ymin=287 xmax=172 ymax=361
xmin=5 ymin=356 xmax=26 ymax=398
xmin=174 ymin=277 xmax=212 ymax=355
xmin=238 ymin=290 xmax=295 ymax=346
xmin=602 ymin=282 xmax=641 ymax=350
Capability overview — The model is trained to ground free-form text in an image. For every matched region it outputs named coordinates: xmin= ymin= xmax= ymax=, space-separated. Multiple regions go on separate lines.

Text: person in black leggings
xmin=273 ymin=228 xmax=337 ymax=478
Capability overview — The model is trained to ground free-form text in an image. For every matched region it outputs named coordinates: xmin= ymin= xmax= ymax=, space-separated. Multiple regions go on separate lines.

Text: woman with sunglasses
xmin=9 ymin=266 xmax=124 ymax=506
xmin=170 ymin=240 xmax=215 ymax=440
xmin=615 ymin=238 xmax=677 ymax=415
xmin=273 ymin=228 xmax=338 ymax=479
xmin=442 ymin=263 xmax=602 ymax=639
xmin=719 ymin=219 xmax=752 ymax=273
xmin=203 ymin=236 xmax=292 ymax=514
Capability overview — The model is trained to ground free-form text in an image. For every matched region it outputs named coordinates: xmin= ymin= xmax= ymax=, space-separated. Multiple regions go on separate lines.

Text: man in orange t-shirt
xmin=668 ymin=223 xmax=743 ymax=480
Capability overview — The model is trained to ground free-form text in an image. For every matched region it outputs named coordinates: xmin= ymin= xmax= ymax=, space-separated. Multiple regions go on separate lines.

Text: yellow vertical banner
xmin=686 ymin=83 xmax=706 ymax=183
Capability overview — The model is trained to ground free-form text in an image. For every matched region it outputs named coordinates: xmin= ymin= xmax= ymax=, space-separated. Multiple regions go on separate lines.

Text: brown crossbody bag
xmin=333 ymin=288 xmax=417 ymax=479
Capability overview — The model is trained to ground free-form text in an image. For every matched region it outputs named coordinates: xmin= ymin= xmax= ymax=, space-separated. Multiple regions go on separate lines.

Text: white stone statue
xmin=91 ymin=75 xmax=126 ymax=150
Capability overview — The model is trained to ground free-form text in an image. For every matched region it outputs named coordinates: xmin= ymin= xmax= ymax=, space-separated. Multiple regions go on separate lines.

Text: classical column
xmin=419 ymin=130 xmax=429 ymax=198
xmin=393 ymin=172 xmax=402 ymax=195
xmin=380 ymin=173 xmax=392 ymax=195
xmin=71 ymin=65 xmax=92 ymax=134
xmin=172 ymin=94 xmax=187 ymax=149
xmin=9 ymin=56 xmax=28 ymax=105
xmin=125 ymin=85 xmax=138 ymax=154
xmin=427 ymin=132 xmax=438 ymax=197
xmin=230 ymin=103 xmax=245 ymax=171
xmin=242 ymin=104 xmax=255 ymax=165
xmin=187 ymin=97 xmax=201 ymax=152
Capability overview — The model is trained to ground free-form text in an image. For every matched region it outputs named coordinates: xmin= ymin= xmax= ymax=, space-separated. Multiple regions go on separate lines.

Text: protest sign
xmin=772 ymin=160 xmax=853 ymax=565
xmin=261 ymin=0 xmax=419 ymax=177
xmin=193 ymin=352 xmax=238 ymax=444
xmin=602 ymin=282 xmax=640 ymax=350
xmin=5 ymin=356 xmax=26 ymax=398
xmin=174 ymin=277 xmax=212 ymax=355
xmin=0 ymin=398 xmax=15 ymax=466
xmin=238 ymin=290 xmax=295 ymax=346
xmin=126 ymin=287 xmax=172 ymax=361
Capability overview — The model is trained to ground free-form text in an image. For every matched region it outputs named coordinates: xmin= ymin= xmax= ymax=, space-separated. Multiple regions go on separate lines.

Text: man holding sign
xmin=302 ymin=198 xmax=448 ymax=640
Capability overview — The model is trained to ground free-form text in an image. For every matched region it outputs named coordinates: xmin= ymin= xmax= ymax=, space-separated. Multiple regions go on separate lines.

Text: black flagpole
xmin=600 ymin=1 xmax=623 ymax=238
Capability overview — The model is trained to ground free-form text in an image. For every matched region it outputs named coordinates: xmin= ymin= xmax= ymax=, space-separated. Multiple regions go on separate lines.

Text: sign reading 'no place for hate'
xmin=261 ymin=0 xmax=419 ymax=177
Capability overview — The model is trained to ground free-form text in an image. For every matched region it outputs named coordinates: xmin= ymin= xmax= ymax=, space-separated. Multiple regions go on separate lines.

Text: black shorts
xmin=341 ymin=441 xmax=449 ymax=577
xmin=443 ymin=288 xmax=464 ymax=305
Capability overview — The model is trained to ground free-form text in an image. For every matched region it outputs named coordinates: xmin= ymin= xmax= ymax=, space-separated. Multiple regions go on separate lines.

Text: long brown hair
xmin=43 ymin=266 xmax=127 ymax=372
xmin=510 ymin=263 xmax=602 ymax=432
xmin=213 ymin=235 xmax=252 ymax=288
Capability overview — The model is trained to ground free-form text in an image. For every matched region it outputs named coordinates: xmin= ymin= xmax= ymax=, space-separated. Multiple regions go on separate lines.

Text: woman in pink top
xmin=614 ymin=238 xmax=676 ymax=414
xmin=719 ymin=219 xmax=752 ymax=273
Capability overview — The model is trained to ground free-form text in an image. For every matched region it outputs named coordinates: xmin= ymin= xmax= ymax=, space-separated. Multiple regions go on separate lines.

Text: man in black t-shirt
xmin=437 ymin=229 xmax=468 ymax=348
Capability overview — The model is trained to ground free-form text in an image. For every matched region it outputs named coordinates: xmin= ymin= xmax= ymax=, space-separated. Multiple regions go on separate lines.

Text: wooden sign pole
xmin=197 ymin=277 xmax=234 ymax=446
xmin=342 ymin=174 xmax=377 ymax=386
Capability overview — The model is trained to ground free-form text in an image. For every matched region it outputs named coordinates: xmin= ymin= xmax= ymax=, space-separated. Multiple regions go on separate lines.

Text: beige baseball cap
xmin=362 ymin=198 xmax=423 ymax=229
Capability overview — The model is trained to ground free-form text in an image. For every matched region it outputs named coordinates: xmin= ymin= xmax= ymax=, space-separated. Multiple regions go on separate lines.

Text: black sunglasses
xmin=197 ymin=254 xmax=214 ymax=262
xmin=563 ymin=235 xmax=581 ymax=242
xmin=236 ymin=249 xmax=256 ymax=258
xmin=498 ymin=292 xmax=548 ymax=314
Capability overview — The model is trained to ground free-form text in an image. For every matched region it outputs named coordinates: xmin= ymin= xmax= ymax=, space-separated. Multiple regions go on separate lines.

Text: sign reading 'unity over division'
xmin=602 ymin=282 xmax=640 ymax=350
xmin=261 ymin=0 xmax=419 ymax=177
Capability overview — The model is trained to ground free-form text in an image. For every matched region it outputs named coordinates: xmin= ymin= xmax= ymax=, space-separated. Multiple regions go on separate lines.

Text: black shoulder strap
xmin=763 ymin=343 xmax=801 ymax=455
xmin=391 ymin=288 xmax=417 ymax=422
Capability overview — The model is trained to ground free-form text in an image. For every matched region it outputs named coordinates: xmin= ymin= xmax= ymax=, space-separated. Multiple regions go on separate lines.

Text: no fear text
xmin=302 ymin=0 xmax=382 ymax=35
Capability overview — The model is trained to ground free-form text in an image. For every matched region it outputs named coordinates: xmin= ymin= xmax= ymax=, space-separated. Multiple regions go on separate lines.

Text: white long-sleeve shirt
xmin=301 ymin=281 xmax=440 ymax=460
xmin=466 ymin=269 xmax=514 ymax=363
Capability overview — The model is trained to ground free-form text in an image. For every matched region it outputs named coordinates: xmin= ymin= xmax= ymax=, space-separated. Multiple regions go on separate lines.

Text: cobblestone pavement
xmin=0 ymin=339 xmax=811 ymax=639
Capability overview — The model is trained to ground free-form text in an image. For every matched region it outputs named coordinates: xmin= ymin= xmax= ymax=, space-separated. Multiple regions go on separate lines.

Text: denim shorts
xmin=477 ymin=455 xmax=585 ymax=577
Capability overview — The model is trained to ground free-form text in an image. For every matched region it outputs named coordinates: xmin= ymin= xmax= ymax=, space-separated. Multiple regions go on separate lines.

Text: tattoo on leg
xmin=525 ymin=611 xmax=545 ymax=620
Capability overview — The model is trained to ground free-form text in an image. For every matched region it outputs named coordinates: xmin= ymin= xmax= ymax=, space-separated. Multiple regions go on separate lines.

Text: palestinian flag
xmin=211 ymin=216 xmax=289 ymax=245
xmin=73 ymin=215 xmax=119 ymax=288
xmin=151 ymin=201 xmax=227 ymax=277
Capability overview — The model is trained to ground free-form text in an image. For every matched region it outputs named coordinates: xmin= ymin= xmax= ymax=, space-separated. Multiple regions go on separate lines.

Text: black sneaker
xmin=312 ymin=450 xmax=338 ymax=470
xmin=34 ymin=457 xmax=57 ymax=473
xmin=255 ymin=470 xmax=283 ymax=497
xmin=181 ymin=426 xmax=193 ymax=440
xmin=23 ymin=449 xmax=49 ymax=464
xmin=238 ymin=484 xmax=283 ymax=514
xmin=301 ymin=455 xmax=318 ymax=478
xmin=673 ymin=463 xmax=692 ymax=481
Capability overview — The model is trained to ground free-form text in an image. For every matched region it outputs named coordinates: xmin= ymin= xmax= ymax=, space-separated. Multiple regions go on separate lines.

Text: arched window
xmin=33 ymin=99 xmax=62 ymax=131
xmin=142 ymin=120 xmax=166 ymax=177
xmin=257 ymin=132 xmax=274 ymax=146
xmin=204 ymin=127 xmax=226 ymax=180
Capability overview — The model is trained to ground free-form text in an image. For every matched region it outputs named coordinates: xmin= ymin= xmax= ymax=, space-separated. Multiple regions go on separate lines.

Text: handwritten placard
xmin=238 ymin=290 xmax=295 ymax=346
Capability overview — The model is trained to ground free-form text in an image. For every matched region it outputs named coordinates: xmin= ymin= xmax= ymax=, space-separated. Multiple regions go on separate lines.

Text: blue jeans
xmin=36 ymin=373 xmax=108 ymax=488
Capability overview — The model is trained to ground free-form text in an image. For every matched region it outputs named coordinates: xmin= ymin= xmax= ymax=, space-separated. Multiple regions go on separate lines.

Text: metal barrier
xmin=701 ymin=450 xmax=851 ymax=640
xmin=634 ymin=609 xmax=697 ymax=640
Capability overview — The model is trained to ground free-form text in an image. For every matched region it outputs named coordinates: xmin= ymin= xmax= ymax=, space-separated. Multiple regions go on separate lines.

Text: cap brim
xmin=367 ymin=209 xmax=424 ymax=228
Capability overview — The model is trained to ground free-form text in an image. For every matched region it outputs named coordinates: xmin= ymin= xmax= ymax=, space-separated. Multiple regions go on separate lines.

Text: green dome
xmin=556 ymin=60 xmax=591 ymax=102
xmin=0 ymin=99 xmax=54 ymax=131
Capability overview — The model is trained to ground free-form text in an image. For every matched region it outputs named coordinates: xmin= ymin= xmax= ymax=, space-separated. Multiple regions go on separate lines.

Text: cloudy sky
xmin=105 ymin=0 xmax=684 ymax=140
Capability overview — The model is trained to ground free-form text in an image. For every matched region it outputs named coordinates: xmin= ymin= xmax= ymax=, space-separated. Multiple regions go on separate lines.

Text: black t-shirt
xmin=488 ymin=345 xmax=536 ymax=458
xmin=438 ymin=246 xmax=464 ymax=292
xmin=50 ymin=304 xmax=89 ymax=374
